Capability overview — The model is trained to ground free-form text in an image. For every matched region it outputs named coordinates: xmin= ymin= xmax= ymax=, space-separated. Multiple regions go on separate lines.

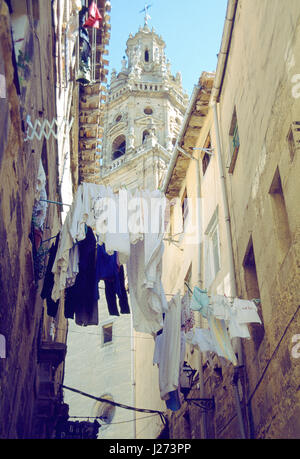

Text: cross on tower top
xmin=139 ymin=3 xmax=152 ymax=26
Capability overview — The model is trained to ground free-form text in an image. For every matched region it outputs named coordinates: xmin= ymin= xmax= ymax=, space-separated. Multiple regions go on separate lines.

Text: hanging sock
xmin=83 ymin=1 xmax=102 ymax=28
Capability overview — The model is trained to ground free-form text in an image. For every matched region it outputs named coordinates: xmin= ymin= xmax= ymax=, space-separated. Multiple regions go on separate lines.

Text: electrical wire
xmin=61 ymin=385 xmax=167 ymax=423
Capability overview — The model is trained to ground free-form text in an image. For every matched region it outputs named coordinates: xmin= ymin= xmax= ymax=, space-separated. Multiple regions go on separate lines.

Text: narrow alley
xmin=0 ymin=0 xmax=299 ymax=442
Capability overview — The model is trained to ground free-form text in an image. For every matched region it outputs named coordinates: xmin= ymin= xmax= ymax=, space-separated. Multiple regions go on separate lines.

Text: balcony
xmin=38 ymin=341 xmax=67 ymax=368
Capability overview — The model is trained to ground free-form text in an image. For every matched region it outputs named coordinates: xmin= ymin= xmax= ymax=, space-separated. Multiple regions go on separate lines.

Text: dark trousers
xmin=104 ymin=265 xmax=130 ymax=316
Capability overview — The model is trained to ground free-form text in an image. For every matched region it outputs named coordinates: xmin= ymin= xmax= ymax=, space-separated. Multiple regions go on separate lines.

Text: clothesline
xmin=184 ymin=282 xmax=261 ymax=303
xmin=54 ymin=326 xmax=155 ymax=340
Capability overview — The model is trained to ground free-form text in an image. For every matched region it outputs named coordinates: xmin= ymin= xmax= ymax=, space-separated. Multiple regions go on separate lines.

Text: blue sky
xmin=107 ymin=0 xmax=228 ymax=96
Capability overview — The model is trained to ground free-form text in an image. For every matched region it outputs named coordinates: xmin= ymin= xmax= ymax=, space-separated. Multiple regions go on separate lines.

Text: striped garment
xmin=207 ymin=313 xmax=238 ymax=366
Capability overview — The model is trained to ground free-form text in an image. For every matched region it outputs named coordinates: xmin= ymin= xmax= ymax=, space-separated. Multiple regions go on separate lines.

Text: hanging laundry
xmin=207 ymin=313 xmax=238 ymax=366
xmin=52 ymin=200 xmax=77 ymax=302
xmin=153 ymin=295 xmax=185 ymax=411
xmin=32 ymin=160 xmax=48 ymax=233
xmin=128 ymin=188 xmax=145 ymax=245
xmin=210 ymin=294 xmax=231 ymax=321
xmin=52 ymin=182 xmax=106 ymax=302
xmin=158 ymin=292 xmax=182 ymax=402
xmin=83 ymin=1 xmax=102 ymax=28
xmin=96 ymin=243 xmax=130 ymax=316
xmin=64 ymin=226 xmax=99 ymax=326
xmin=104 ymin=265 xmax=130 ymax=316
xmin=70 ymin=182 xmax=107 ymax=242
xmin=190 ymin=286 xmax=210 ymax=318
xmin=125 ymin=189 xmax=168 ymax=334
xmin=232 ymin=298 xmax=262 ymax=324
xmin=77 ymin=6 xmax=91 ymax=84
xmin=127 ymin=239 xmax=163 ymax=334
xmin=41 ymin=233 xmax=60 ymax=317
xmin=165 ymin=389 xmax=181 ymax=412
xmin=181 ymin=292 xmax=195 ymax=333
xmin=184 ymin=328 xmax=218 ymax=354
xmin=153 ymin=332 xmax=163 ymax=366
xmin=227 ymin=308 xmax=251 ymax=340
xmin=143 ymin=190 xmax=167 ymax=292
xmin=51 ymin=183 xmax=168 ymax=331
xmin=35 ymin=159 xmax=46 ymax=201
xmin=66 ymin=243 xmax=80 ymax=288
xmin=103 ymin=188 xmax=130 ymax=265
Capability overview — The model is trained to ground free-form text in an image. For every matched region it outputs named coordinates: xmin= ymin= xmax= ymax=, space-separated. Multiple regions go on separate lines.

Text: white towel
xmin=184 ymin=328 xmax=218 ymax=354
xmin=127 ymin=239 xmax=163 ymax=335
xmin=104 ymin=188 xmax=131 ymax=264
xmin=232 ymin=298 xmax=262 ymax=324
xmin=159 ymin=293 xmax=182 ymax=400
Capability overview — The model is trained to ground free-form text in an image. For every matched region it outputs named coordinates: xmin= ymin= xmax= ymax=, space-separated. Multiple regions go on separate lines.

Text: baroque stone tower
xmin=99 ymin=19 xmax=188 ymax=190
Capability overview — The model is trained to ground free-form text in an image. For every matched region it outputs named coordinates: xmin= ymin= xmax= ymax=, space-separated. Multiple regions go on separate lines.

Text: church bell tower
xmin=99 ymin=16 xmax=188 ymax=190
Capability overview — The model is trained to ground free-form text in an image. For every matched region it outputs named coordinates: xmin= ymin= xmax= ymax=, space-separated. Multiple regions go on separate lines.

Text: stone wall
xmin=0 ymin=0 xmax=67 ymax=438
xmin=217 ymin=0 xmax=300 ymax=439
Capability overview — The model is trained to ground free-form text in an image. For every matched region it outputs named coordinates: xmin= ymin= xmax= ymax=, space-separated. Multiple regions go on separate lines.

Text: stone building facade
xmin=0 ymin=0 xmax=111 ymax=439
xmin=145 ymin=0 xmax=300 ymax=440
xmin=209 ymin=0 xmax=300 ymax=438
xmin=0 ymin=0 xmax=69 ymax=439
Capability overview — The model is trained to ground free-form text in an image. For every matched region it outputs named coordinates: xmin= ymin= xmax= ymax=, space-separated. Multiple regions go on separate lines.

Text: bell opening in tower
xmin=112 ymin=135 xmax=126 ymax=160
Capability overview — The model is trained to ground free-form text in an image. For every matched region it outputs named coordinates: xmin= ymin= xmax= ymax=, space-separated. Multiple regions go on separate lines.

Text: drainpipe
xmin=210 ymin=0 xmax=247 ymax=439
xmin=195 ymin=152 xmax=207 ymax=439
xmin=212 ymin=89 xmax=246 ymax=444
xmin=131 ymin=314 xmax=136 ymax=439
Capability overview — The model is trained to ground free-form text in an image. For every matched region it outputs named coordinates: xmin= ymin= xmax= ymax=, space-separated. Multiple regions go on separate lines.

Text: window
xmin=181 ymin=189 xmax=189 ymax=232
xmin=269 ymin=167 xmax=291 ymax=262
xmin=142 ymin=130 xmax=150 ymax=143
xmin=144 ymin=106 xmax=153 ymax=115
xmin=204 ymin=208 xmax=220 ymax=288
xmin=112 ymin=134 xmax=126 ymax=160
xmin=243 ymin=239 xmax=265 ymax=350
xmin=287 ymin=122 xmax=299 ymax=161
xmin=184 ymin=264 xmax=192 ymax=294
xmin=144 ymin=49 xmax=149 ymax=62
xmin=228 ymin=107 xmax=240 ymax=174
xmin=102 ymin=323 xmax=113 ymax=345
xmin=202 ymin=133 xmax=212 ymax=175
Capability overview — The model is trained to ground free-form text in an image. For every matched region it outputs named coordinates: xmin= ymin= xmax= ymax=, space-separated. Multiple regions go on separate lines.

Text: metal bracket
xmin=184 ymin=397 xmax=215 ymax=412
xmin=190 ymin=147 xmax=215 ymax=156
